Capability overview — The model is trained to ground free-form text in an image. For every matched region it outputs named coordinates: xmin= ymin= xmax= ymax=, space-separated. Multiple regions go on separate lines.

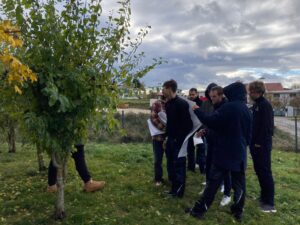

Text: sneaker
xmin=260 ymin=204 xmax=277 ymax=213
xmin=47 ymin=184 xmax=57 ymax=193
xmin=201 ymin=181 xmax=206 ymax=186
xmin=220 ymin=196 xmax=231 ymax=206
xmin=83 ymin=180 xmax=106 ymax=192
xmin=155 ymin=181 xmax=163 ymax=187
xmin=220 ymin=185 xmax=224 ymax=193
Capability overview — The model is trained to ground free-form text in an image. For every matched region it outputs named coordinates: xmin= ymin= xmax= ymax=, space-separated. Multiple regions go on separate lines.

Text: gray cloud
xmin=101 ymin=0 xmax=300 ymax=89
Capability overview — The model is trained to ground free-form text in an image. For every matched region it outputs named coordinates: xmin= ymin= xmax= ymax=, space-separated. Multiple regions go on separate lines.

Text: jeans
xmin=152 ymin=140 xmax=164 ymax=182
xmin=250 ymin=143 xmax=275 ymax=206
xmin=193 ymin=164 xmax=245 ymax=216
xmin=165 ymin=137 xmax=186 ymax=197
xmin=48 ymin=144 xmax=91 ymax=185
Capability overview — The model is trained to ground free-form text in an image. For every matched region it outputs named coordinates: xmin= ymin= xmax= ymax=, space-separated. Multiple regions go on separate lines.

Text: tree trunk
xmin=36 ymin=143 xmax=46 ymax=171
xmin=53 ymin=153 xmax=67 ymax=220
xmin=7 ymin=121 xmax=16 ymax=153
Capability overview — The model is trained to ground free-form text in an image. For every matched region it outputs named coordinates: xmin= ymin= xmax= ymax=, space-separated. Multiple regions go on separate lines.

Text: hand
xmin=196 ymin=129 xmax=206 ymax=137
xmin=192 ymin=105 xmax=199 ymax=110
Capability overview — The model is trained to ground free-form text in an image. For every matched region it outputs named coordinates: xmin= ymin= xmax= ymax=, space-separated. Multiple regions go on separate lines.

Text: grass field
xmin=0 ymin=143 xmax=300 ymax=225
xmin=119 ymin=99 xmax=150 ymax=110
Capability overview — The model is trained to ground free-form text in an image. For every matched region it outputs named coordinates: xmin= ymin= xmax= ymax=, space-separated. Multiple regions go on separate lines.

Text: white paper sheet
xmin=193 ymin=133 xmax=203 ymax=146
xmin=147 ymin=119 xmax=165 ymax=136
xmin=178 ymin=97 xmax=202 ymax=157
xmin=158 ymin=111 xmax=167 ymax=125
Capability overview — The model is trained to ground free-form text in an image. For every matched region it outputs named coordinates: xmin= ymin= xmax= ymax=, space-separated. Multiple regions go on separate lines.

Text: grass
xmin=119 ymin=99 xmax=150 ymax=109
xmin=0 ymin=143 xmax=300 ymax=225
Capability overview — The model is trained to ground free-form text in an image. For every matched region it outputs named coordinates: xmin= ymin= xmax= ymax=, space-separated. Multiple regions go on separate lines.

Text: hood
xmin=205 ymin=83 xmax=218 ymax=101
xmin=223 ymin=82 xmax=247 ymax=102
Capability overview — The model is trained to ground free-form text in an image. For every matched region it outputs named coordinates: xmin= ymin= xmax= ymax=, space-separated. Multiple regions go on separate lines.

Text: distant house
xmin=263 ymin=83 xmax=300 ymax=106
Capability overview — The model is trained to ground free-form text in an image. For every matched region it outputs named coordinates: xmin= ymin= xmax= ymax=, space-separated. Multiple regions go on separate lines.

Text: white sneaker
xmin=220 ymin=196 xmax=231 ymax=206
xmin=155 ymin=181 xmax=162 ymax=187
xmin=220 ymin=185 xmax=224 ymax=193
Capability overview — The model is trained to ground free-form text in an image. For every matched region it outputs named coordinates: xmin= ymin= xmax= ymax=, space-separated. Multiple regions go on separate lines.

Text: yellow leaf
xmin=14 ymin=85 xmax=22 ymax=94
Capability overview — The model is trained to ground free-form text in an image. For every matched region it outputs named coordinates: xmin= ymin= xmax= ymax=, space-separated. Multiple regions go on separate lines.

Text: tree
xmin=0 ymin=20 xmax=37 ymax=153
xmin=1 ymin=0 xmax=162 ymax=219
xmin=290 ymin=96 xmax=300 ymax=108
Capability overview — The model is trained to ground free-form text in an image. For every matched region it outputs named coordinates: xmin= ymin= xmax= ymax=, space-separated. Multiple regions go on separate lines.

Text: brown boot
xmin=47 ymin=184 xmax=58 ymax=193
xmin=83 ymin=180 xmax=105 ymax=192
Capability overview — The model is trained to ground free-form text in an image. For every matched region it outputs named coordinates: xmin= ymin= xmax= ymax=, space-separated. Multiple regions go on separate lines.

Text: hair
xmin=163 ymin=79 xmax=177 ymax=93
xmin=189 ymin=88 xmax=198 ymax=93
xmin=248 ymin=81 xmax=266 ymax=94
xmin=210 ymin=86 xmax=223 ymax=96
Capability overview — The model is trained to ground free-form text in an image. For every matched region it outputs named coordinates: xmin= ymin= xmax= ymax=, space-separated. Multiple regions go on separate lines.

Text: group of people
xmin=150 ymin=79 xmax=276 ymax=221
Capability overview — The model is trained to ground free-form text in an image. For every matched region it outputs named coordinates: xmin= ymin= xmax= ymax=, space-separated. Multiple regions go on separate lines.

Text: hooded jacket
xmin=194 ymin=82 xmax=252 ymax=171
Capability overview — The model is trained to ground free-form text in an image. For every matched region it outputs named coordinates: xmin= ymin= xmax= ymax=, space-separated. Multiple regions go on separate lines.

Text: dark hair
xmin=189 ymin=88 xmax=197 ymax=93
xmin=210 ymin=86 xmax=223 ymax=96
xmin=248 ymin=81 xmax=266 ymax=95
xmin=163 ymin=79 xmax=177 ymax=93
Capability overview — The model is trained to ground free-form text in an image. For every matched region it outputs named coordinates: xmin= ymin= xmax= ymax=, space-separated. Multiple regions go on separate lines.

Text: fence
xmin=274 ymin=115 xmax=299 ymax=152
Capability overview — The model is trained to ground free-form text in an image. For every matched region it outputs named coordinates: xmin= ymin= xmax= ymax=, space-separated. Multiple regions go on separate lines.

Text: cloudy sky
xmin=102 ymin=0 xmax=300 ymax=90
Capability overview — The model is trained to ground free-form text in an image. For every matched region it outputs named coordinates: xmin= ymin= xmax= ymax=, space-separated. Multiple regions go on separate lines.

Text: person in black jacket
xmin=197 ymin=86 xmax=232 ymax=207
xmin=186 ymin=82 xmax=252 ymax=221
xmin=162 ymin=79 xmax=193 ymax=198
xmin=248 ymin=81 xmax=276 ymax=213
xmin=187 ymin=88 xmax=203 ymax=172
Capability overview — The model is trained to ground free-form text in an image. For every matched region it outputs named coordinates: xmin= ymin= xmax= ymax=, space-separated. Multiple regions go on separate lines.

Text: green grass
xmin=119 ymin=99 xmax=150 ymax=109
xmin=0 ymin=143 xmax=300 ymax=225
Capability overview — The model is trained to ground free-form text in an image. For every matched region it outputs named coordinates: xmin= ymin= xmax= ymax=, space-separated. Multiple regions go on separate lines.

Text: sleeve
xmin=256 ymin=102 xmax=274 ymax=144
xmin=180 ymin=101 xmax=193 ymax=136
xmin=150 ymin=102 xmax=165 ymax=130
xmin=194 ymin=105 xmax=230 ymax=130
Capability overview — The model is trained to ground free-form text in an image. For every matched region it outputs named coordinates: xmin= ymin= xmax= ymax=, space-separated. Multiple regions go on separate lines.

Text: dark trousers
xmin=48 ymin=144 xmax=91 ymax=185
xmin=187 ymin=137 xmax=195 ymax=171
xmin=152 ymin=140 xmax=164 ymax=182
xmin=196 ymin=143 xmax=206 ymax=174
xmin=166 ymin=138 xmax=186 ymax=197
xmin=205 ymin=143 xmax=213 ymax=182
xmin=223 ymin=172 xmax=232 ymax=197
xmin=250 ymin=144 xmax=275 ymax=206
xmin=193 ymin=164 xmax=245 ymax=216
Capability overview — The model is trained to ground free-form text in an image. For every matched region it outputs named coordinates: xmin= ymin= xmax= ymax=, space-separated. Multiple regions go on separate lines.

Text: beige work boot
xmin=83 ymin=180 xmax=106 ymax=192
xmin=47 ymin=184 xmax=58 ymax=193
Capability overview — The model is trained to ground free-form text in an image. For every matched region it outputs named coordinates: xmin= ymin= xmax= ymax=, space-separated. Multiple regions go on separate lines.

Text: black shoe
xmin=233 ymin=213 xmax=242 ymax=222
xmin=260 ymin=204 xmax=277 ymax=213
xmin=185 ymin=207 xmax=204 ymax=220
xmin=164 ymin=190 xmax=176 ymax=198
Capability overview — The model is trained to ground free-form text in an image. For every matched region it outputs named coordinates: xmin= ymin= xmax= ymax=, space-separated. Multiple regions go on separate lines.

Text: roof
xmin=264 ymin=83 xmax=284 ymax=92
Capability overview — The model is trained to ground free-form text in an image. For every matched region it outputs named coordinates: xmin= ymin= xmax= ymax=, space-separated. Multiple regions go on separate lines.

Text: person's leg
xmin=47 ymin=160 xmax=58 ymax=192
xmin=220 ymin=171 xmax=232 ymax=206
xmin=152 ymin=140 xmax=164 ymax=183
xmin=196 ymin=143 xmax=206 ymax=174
xmin=72 ymin=144 xmax=105 ymax=192
xmin=223 ymin=171 xmax=232 ymax=197
xmin=165 ymin=139 xmax=175 ymax=184
xmin=187 ymin=137 xmax=195 ymax=171
xmin=188 ymin=164 xmax=225 ymax=217
xmin=174 ymin=156 xmax=186 ymax=197
xmin=205 ymin=143 xmax=213 ymax=183
xmin=72 ymin=144 xmax=91 ymax=183
xmin=250 ymin=146 xmax=275 ymax=207
xmin=48 ymin=160 xmax=57 ymax=186
xmin=230 ymin=169 xmax=246 ymax=219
